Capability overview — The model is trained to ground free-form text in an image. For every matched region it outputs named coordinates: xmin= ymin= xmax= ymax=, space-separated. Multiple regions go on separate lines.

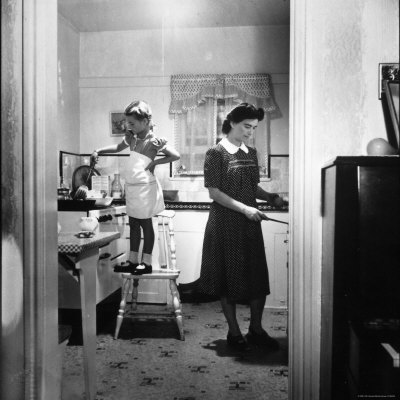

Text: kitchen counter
xmin=58 ymin=231 xmax=120 ymax=255
xmin=165 ymin=201 xmax=288 ymax=212
xmin=112 ymin=199 xmax=289 ymax=212
xmin=58 ymin=199 xmax=288 ymax=212
xmin=58 ymin=199 xmax=113 ymax=212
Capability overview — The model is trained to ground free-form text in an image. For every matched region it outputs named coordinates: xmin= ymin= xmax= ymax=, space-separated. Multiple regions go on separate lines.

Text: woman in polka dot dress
xmin=198 ymin=103 xmax=285 ymax=351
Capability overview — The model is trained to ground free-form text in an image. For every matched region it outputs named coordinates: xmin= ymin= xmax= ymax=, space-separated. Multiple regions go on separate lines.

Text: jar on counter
xmin=58 ymin=177 xmax=71 ymax=200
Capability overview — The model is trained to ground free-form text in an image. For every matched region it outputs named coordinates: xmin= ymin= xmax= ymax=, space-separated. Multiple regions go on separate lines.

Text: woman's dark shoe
xmin=227 ymin=332 xmax=251 ymax=351
xmin=245 ymin=328 xmax=280 ymax=350
xmin=133 ymin=263 xmax=152 ymax=275
xmin=114 ymin=261 xmax=138 ymax=273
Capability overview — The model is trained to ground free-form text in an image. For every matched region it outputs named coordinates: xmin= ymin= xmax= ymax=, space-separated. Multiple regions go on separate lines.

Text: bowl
xmin=79 ymin=216 xmax=99 ymax=231
xmin=91 ymin=196 xmax=113 ymax=206
xmin=163 ymin=190 xmax=179 ymax=201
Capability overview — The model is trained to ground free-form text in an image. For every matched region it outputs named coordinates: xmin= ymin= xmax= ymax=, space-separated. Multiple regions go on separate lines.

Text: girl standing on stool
xmin=91 ymin=100 xmax=180 ymax=274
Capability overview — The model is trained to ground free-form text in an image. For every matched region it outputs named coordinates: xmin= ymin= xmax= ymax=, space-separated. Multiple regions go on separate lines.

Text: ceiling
xmin=58 ymin=0 xmax=290 ymax=32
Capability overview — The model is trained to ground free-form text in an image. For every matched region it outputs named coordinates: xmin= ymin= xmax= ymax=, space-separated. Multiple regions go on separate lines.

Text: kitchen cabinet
xmin=59 ymin=206 xmax=169 ymax=305
xmin=59 ymin=206 xmax=289 ymax=307
xmin=173 ymin=209 xmax=289 ymax=309
xmin=174 ymin=211 xmax=209 ymax=285
xmin=261 ymin=213 xmax=289 ymax=309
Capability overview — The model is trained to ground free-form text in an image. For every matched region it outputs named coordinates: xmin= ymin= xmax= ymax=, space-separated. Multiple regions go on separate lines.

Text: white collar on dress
xmin=219 ymin=137 xmax=249 ymax=154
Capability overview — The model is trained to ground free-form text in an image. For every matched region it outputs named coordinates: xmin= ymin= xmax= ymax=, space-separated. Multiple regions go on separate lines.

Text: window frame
xmin=172 ymin=99 xmax=271 ymax=179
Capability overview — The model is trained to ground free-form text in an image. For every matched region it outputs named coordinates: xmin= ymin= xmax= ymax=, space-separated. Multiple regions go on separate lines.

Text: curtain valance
xmin=169 ymin=73 xmax=278 ymax=115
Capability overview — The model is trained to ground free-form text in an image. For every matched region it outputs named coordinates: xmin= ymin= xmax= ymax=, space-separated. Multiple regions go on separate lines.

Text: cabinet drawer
xmin=98 ymin=244 xmax=112 ymax=267
xmin=174 ymin=211 xmax=209 ymax=232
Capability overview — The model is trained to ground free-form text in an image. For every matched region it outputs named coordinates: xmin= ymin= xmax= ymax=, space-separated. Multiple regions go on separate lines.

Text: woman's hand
xmin=145 ymin=161 xmax=156 ymax=174
xmin=242 ymin=206 xmax=265 ymax=221
xmin=272 ymin=196 xmax=285 ymax=207
xmin=90 ymin=151 xmax=99 ymax=165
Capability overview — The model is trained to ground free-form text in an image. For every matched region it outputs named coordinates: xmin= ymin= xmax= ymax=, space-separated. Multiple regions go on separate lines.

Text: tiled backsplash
xmin=60 ymin=151 xmax=289 ymax=201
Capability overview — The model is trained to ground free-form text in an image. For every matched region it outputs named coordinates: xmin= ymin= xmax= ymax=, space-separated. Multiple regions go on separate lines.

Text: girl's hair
xmin=221 ymin=103 xmax=265 ymax=134
xmin=124 ymin=100 xmax=154 ymax=130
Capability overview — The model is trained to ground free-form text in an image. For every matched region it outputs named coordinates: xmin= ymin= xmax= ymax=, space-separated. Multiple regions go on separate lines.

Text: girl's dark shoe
xmin=133 ymin=263 xmax=152 ymax=275
xmin=245 ymin=328 xmax=280 ymax=350
xmin=114 ymin=261 xmax=138 ymax=273
xmin=227 ymin=332 xmax=251 ymax=351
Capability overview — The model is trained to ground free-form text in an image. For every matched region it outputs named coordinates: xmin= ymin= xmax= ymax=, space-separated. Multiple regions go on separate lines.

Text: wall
xmin=361 ymin=0 xmax=399 ymax=149
xmin=57 ymin=14 xmax=80 ymax=154
xmin=78 ymin=25 xmax=290 ymax=195
xmin=312 ymin=0 xmax=399 ymax=163
xmin=288 ymin=0 xmax=399 ymax=398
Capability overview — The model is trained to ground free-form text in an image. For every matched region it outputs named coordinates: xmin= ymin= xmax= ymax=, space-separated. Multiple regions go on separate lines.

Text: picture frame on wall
xmin=110 ymin=112 xmax=127 ymax=137
xmin=378 ymin=63 xmax=399 ymax=99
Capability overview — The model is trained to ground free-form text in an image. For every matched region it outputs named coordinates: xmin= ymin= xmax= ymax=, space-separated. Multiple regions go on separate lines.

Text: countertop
xmin=58 ymin=231 xmax=120 ymax=255
xmin=164 ymin=201 xmax=288 ymax=212
xmin=58 ymin=199 xmax=288 ymax=212
xmin=112 ymin=199 xmax=288 ymax=212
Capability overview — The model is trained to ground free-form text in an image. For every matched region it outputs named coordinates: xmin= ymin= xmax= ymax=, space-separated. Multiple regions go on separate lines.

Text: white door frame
xmin=288 ymin=0 xmax=322 ymax=399
xmin=22 ymin=0 xmax=58 ymax=398
xmin=3 ymin=0 xmax=321 ymax=398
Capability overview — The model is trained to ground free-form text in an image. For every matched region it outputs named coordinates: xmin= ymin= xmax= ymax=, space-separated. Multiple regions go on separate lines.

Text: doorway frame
xmin=5 ymin=0 xmax=322 ymax=398
xmin=1 ymin=0 xmax=60 ymax=398
xmin=288 ymin=0 xmax=322 ymax=399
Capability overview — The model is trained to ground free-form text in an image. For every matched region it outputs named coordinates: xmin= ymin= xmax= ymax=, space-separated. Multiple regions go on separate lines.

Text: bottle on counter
xmin=111 ymin=173 xmax=123 ymax=199
xmin=58 ymin=176 xmax=70 ymax=200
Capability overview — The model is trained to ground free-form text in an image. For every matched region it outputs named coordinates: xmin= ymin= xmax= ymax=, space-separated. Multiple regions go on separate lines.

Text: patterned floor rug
xmin=62 ymin=301 xmax=288 ymax=400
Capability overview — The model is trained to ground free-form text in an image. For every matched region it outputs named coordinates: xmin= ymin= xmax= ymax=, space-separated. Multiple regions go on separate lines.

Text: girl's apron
xmin=124 ymin=151 xmax=164 ymax=219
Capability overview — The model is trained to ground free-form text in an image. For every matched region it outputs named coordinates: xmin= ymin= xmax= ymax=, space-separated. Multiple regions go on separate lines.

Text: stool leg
xmin=169 ymin=279 xmax=184 ymax=340
xmin=131 ymin=279 xmax=139 ymax=311
xmin=114 ymin=277 xmax=131 ymax=339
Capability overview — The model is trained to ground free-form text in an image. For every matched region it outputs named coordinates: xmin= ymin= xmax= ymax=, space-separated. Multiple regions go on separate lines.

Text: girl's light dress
xmin=123 ymin=131 xmax=166 ymax=219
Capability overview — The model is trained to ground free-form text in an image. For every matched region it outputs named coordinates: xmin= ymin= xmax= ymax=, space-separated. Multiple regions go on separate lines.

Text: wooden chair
xmin=113 ymin=210 xmax=184 ymax=340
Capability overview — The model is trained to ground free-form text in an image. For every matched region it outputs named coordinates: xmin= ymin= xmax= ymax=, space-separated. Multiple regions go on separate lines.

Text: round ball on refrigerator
xmin=366 ymin=138 xmax=397 ymax=156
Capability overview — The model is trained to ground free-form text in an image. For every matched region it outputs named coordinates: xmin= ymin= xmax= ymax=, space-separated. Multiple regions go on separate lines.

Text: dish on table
xmin=75 ymin=231 xmax=96 ymax=239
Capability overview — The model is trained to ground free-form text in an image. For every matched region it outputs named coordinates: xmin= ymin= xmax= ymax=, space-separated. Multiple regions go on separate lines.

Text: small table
xmin=58 ymin=231 xmax=120 ymax=400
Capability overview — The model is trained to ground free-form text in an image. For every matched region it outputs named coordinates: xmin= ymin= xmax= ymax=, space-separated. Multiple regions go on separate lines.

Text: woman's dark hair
xmin=221 ymin=103 xmax=265 ymax=134
xmin=124 ymin=100 xmax=154 ymax=130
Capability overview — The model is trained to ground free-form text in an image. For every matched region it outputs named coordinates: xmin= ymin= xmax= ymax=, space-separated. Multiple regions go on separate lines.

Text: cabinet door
xmin=175 ymin=232 xmax=205 ymax=284
xmin=263 ymin=232 xmax=289 ymax=308
xmin=262 ymin=214 xmax=289 ymax=309
xmin=268 ymin=233 xmax=288 ymax=308
xmin=173 ymin=211 xmax=208 ymax=285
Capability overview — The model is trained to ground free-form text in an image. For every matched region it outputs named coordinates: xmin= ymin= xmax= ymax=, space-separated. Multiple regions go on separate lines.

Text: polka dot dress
xmin=197 ymin=144 xmax=270 ymax=302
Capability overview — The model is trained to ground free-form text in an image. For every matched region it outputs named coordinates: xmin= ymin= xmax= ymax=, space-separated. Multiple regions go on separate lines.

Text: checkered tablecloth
xmin=58 ymin=232 xmax=120 ymax=255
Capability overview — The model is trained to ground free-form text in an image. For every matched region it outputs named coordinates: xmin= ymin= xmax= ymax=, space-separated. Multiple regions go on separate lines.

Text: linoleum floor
xmin=62 ymin=301 xmax=288 ymax=400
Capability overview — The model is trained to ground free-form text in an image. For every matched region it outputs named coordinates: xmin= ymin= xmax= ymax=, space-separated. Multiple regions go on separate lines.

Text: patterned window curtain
xmin=174 ymin=98 xmax=216 ymax=174
xmin=169 ymin=73 xmax=278 ymax=176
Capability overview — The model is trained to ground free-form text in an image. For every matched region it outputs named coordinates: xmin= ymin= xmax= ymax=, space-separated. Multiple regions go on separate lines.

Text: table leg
xmin=77 ymin=248 xmax=98 ymax=400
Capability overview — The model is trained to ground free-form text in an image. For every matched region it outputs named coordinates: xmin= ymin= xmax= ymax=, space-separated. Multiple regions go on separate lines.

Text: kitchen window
xmin=169 ymin=73 xmax=279 ymax=177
